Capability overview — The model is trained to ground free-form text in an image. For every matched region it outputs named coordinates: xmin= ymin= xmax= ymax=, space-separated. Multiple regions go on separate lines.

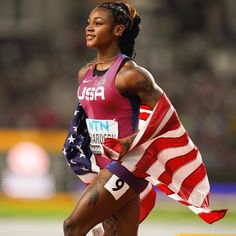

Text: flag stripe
xmin=158 ymin=148 xmax=198 ymax=186
xmin=135 ymin=128 xmax=189 ymax=174
xmin=131 ymin=96 xmax=172 ymax=148
xmin=127 ymin=94 xmax=227 ymax=223
xmin=188 ymin=175 xmax=209 ymax=207
xmin=92 ymin=94 xmax=227 ymax=224
xmin=178 ymin=163 xmax=207 ymax=203
xmin=168 ymin=152 xmax=203 ymax=195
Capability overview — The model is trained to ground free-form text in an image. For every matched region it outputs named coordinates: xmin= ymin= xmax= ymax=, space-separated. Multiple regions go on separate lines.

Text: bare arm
xmin=116 ymin=61 xmax=163 ymax=110
xmin=133 ymin=66 xmax=163 ymax=109
xmin=113 ymin=62 xmax=164 ymax=156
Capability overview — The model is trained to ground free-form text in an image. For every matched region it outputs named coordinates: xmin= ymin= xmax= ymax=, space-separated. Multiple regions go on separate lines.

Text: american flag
xmin=63 ymin=103 xmax=100 ymax=183
xmin=102 ymin=94 xmax=227 ymax=224
xmin=63 ymin=103 xmax=156 ymax=222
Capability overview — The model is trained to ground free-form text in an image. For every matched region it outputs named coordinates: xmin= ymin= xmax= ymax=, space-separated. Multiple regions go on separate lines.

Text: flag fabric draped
xmin=63 ymin=103 xmax=156 ymax=222
xmin=102 ymin=93 xmax=227 ymax=224
xmin=63 ymin=103 xmax=100 ymax=184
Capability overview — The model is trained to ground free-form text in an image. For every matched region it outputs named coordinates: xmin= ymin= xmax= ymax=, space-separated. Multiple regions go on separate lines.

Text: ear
xmin=113 ymin=24 xmax=125 ymax=37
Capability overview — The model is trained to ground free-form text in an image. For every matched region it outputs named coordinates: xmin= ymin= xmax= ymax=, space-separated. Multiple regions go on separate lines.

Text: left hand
xmin=102 ymin=135 xmax=136 ymax=160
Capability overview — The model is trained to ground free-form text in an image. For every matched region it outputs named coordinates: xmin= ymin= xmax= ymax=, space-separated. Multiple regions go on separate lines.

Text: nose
xmin=86 ymin=24 xmax=94 ymax=32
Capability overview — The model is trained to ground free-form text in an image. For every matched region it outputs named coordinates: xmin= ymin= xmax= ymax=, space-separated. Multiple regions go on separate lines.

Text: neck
xmin=84 ymin=45 xmax=121 ymax=70
xmin=96 ymin=49 xmax=121 ymax=63
xmin=96 ymin=42 xmax=120 ymax=63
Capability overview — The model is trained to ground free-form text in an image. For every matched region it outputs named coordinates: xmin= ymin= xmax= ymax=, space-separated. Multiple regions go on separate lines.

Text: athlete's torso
xmin=78 ymin=54 xmax=141 ymax=155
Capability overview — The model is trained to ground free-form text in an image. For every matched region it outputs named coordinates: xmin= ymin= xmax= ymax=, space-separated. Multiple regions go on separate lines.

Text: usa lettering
xmin=78 ymin=86 xmax=105 ymax=101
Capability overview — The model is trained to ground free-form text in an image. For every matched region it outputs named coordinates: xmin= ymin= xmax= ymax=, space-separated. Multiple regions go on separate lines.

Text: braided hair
xmin=98 ymin=2 xmax=141 ymax=58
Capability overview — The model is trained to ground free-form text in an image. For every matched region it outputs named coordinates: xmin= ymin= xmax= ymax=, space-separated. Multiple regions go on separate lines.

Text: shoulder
xmin=77 ymin=65 xmax=91 ymax=83
xmin=117 ymin=59 xmax=159 ymax=92
xmin=118 ymin=60 xmax=156 ymax=85
xmin=117 ymin=60 xmax=163 ymax=108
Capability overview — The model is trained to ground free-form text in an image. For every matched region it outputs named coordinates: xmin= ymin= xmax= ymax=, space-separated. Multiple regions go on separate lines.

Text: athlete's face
xmin=86 ymin=8 xmax=123 ymax=49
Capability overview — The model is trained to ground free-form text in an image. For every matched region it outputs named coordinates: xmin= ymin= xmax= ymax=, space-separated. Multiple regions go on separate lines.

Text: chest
xmin=78 ymin=74 xmax=113 ymax=102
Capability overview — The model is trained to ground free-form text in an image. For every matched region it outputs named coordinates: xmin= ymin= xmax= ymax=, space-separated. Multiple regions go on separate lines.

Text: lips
xmin=86 ymin=34 xmax=95 ymax=40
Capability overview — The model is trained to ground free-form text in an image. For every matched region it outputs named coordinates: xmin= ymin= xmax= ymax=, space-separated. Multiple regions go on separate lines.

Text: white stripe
xmin=187 ymin=174 xmax=210 ymax=207
xmin=158 ymin=138 xmax=195 ymax=165
xmin=150 ymin=106 xmax=175 ymax=140
xmin=159 ymin=187 xmax=210 ymax=214
xmin=145 ymin=176 xmax=161 ymax=186
xmin=165 ymin=192 xmax=211 ymax=214
xmin=168 ymin=193 xmax=183 ymax=201
xmin=133 ymin=105 xmax=174 ymax=148
xmin=188 ymin=205 xmax=210 ymax=214
xmin=121 ymin=141 xmax=152 ymax=171
xmin=131 ymin=104 xmax=157 ymax=149
xmin=146 ymin=160 xmax=165 ymax=180
xmin=91 ymin=154 xmax=101 ymax=173
xmin=140 ymin=108 xmax=152 ymax=114
xmin=121 ymin=148 xmax=145 ymax=172
xmin=130 ymin=108 xmax=157 ymax=150
xmin=123 ymin=125 xmax=187 ymax=175
xmin=158 ymin=124 xmax=186 ymax=138
xmin=139 ymin=183 xmax=153 ymax=200
xmin=146 ymin=138 xmax=195 ymax=179
xmin=168 ymin=151 xmax=203 ymax=193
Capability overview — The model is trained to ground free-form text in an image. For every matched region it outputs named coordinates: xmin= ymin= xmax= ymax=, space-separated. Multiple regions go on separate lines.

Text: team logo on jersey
xmin=78 ymin=86 xmax=105 ymax=101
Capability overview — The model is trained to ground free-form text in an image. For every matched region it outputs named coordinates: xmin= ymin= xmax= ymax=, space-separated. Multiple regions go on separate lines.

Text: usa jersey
xmin=78 ymin=54 xmax=141 ymax=154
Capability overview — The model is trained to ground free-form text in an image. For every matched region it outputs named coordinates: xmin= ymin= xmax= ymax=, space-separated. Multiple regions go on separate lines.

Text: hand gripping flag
xmin=102 ymin=93 xmax=227 ymax=224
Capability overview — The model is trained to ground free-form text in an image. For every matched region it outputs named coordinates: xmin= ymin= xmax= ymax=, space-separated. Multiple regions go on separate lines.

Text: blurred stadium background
xmin=0 ymin=0 xmax=235 ymax=235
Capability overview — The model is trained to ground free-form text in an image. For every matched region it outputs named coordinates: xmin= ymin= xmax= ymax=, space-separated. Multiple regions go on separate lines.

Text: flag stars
xmin=73 ymin=126 xmax=78 ymax=133
xmin=76 ymin=145 xmax=86 ymax=158
xmin=81 ymin=166 xmax=89 ymax=171
xmin=68 ymin=135 xmax=76 ymax=144
xmin=74 ymin=110 xmax=79 ymax=116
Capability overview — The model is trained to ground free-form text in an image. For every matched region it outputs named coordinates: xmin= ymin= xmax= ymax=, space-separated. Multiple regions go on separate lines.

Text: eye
xmin=95 ymin=21 xmax=103 ymax=26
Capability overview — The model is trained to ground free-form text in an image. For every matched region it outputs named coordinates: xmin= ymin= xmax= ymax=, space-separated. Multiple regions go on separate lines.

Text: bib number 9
xmin=112 ymin=179 xmax=124 ymax=191
xmin=104 ymin=175 xmax=129 ymax=200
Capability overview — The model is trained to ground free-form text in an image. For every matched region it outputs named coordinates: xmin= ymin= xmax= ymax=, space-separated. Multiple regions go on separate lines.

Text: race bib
xmin=86 ymin=119 xmax=118 ymax=154
xmin=104 ymin=175 xmax=129 ymax=200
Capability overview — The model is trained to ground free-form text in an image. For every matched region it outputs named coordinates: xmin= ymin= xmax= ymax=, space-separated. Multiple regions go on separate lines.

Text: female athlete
xmin=64 ymin=2 xmax=163 ymax=236
xmin=63 ymin=2 xmax=227 ymax=235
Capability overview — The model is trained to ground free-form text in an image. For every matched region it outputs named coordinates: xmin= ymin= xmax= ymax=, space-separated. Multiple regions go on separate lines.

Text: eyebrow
xmin=88 ymin=16 xmax=105 ymax=21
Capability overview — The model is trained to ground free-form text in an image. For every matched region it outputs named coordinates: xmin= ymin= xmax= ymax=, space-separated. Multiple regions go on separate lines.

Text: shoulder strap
xmin=104 ymin=54 xmax=128 ymax=79
xmin=117 ymin=57 xmax=132 ymax=73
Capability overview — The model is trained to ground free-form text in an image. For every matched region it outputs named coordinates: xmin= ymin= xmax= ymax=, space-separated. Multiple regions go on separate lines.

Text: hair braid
xmin=99 ymin=2 xmax=141 ymax=58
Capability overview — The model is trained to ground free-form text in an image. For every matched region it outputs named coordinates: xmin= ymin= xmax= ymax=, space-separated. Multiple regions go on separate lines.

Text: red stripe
xmin=135 ymin=132 xmax=190 ymax=173
xmin=140 ymin=104 xmax=150 ymax=110
xmin=178 ymin=163 xmax=207 ymax=201
xmin=135 ymin=95 xmax=171 ymax=147
xmin=157 ymin=183 xmax=174 ymax=195
xmin=158 ymin=148 xmax=198 ymax=186
xmin=133 ymin=168 xmax=149 ymax=178
xmin=178 ymin=200 xmax=191 ymax=206
xmin=139 ymin=112 xmax=150 ymax=121
xmin=103 ymin=93 xmax=227 ymax=223
xmin=198 ymin=209 xmax=228 ymax=224
xmin=157 ymin=111 xmax=181 ymax=136
xmin=201 ymin=193 xmax=210 ymax=208
xmin=139 ymin=188 xmax=156 ymax=223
